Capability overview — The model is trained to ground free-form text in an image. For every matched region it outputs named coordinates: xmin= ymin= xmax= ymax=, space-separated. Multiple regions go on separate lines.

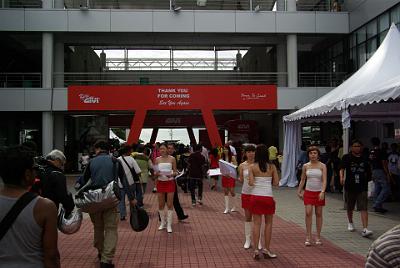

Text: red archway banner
xmin=68 ymin=85 xmax=277 ymax=146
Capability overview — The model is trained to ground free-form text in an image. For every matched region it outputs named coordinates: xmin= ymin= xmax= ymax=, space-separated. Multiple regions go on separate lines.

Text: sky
xmin=138 ymin=128 xmax=200 ymax=145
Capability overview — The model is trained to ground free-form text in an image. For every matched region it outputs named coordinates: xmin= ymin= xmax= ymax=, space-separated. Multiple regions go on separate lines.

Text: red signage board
xmin=68 ymin=85 xmax=277 ymax=146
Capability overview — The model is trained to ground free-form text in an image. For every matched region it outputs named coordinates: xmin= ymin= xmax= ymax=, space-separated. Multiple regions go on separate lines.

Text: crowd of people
xmin=0 ymin=136 xmax=399 ymax=267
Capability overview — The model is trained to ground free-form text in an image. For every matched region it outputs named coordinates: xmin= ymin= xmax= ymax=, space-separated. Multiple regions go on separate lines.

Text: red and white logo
xmin=79 ymin=94 xmax=100 ymax=104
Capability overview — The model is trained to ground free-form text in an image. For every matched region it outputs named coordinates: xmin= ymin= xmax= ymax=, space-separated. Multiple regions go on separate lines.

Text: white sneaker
xmin=230 ymin=207 xmax=237 ymax=212
xmin=362 ymin=229 xmax=373 ymax=237
xmin=223 ymin=208 xmax=229 ymax=214
xmin=347 ymin=223 xmax=355 ymax=232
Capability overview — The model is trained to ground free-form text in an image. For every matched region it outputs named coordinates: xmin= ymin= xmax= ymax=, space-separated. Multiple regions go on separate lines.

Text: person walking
xmin=0 ymin=145 xmax=60 ymax=268
xmin=370 ymin=137 xmax=392 ymax=213
xmin=117 ymin=144 xmax=142 ymax=220
xmin=238 ymin=144 xmax=256 ymax=249
xmin=209 ymin=147 xmax=220 ymax=191
xmin=133 ymin=145 xmax=154 ymax=194
xmin=297 ymin=146 xmax=327 ymax=246
xmin=38 ymin=150 xmax=75 ymax=218
xmin=248 ymin=144 xmax=279 ymax=260
xmin=83 ymin=140 xmax=136 ymax=268
xmin=187 ymin=144 xmax=206 ymax=207
xmin=340 ymin=139 xmax=373 ymax=238
xmin=155 ymin=143 xmax=178 ymax=233
xmin=387 ymin=143 xmax=400 ymax=201
xmin=222 ymin=144 xmax=238 ymax=214
xmin=167 ymin=143 xmax=189 ymax=221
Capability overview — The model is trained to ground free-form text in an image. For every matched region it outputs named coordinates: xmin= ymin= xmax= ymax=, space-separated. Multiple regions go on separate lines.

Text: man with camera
xmin=37 ymin=149 xmax=75 ymax=218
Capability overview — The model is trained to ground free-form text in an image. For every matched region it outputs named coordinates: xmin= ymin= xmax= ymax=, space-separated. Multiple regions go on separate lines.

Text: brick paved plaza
xmin=59 ymin=178 xmax=400 ymax=267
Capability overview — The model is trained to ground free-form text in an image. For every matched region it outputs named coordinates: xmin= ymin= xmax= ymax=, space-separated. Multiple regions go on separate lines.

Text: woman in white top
xmin=238 ymin=144 xmax=256 ymax=249
xmin=297 ymin=146 xmax=327 ymax=246
xmin=155 ymin=143 xmax=177 ymax=233
xmin=248 ymin=144 xmax=279 ymax=260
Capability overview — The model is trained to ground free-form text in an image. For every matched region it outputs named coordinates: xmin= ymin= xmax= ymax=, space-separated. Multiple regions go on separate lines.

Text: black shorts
xmin=346 ymin=191 xmax=368 ymax=211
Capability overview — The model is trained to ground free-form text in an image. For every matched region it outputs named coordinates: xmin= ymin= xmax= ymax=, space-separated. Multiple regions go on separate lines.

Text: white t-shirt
xmin=118 ymin=155 xmax=141 ymax=186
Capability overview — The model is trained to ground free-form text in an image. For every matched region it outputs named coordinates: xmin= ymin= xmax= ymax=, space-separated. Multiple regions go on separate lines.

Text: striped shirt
xmin=365 ymin=224 xmax=400 ymax=268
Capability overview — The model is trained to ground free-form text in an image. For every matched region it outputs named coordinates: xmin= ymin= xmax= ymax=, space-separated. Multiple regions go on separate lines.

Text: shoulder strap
xmin=121 ymin=156 xmax=139 ymax=182
xmin=0 ymin=192 xmax=37 ymax=241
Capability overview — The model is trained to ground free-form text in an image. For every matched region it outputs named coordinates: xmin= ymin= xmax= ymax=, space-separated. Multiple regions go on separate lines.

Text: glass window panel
xmin=379 ymin=29 xmax=389 ymax=45
xmin=367 ymin=20 xmax=377 ymax=38
xmin=351 ymin=33 xmax=357 ymax=47
xmin=358 ymin=43 xmax=366 ymax=67
xmin=367 ymin=38 xmax=377 ymax=59
xmin=357 ymin=27 xmax=366 ymax=44
xmin=379 ymin=13 xmax=390 ymax=32
xmin=390 ymin=5 xmax=400 ymax=24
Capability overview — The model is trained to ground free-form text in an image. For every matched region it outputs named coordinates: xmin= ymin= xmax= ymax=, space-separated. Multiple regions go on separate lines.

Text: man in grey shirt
xmin=83 ymin=140 xmax=136 ymax=268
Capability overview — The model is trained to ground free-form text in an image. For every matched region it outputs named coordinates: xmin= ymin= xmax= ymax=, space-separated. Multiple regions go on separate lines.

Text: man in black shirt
xmin=167 ymin=143 xmax=188 ymax=221
xmin=340 ymin=139 xmax=373 ymax=238
xmin=370 ymin=137 xmax=391 ymax=213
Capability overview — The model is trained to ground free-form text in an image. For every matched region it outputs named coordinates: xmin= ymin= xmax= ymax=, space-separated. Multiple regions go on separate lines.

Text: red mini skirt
xmin=241 ymin=194 xmax=252 ymax=209
xmin=157 ymin=180 xmax=176 ymax=193
xmin=249 ymin=195 xmax=275 ymax=215
xmin=222 ymin=176 xmax=235 ymax=188
xmin=303 ymin=190 xmax=325 ymax=206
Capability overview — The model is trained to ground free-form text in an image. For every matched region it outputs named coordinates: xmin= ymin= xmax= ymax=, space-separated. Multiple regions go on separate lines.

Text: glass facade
xmin=350 ymin=3 xmax=400 ymax=71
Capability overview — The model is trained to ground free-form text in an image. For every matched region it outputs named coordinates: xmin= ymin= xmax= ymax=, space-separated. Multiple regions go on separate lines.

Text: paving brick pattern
xmin=60 ymin=180 xmax=367 ymax=267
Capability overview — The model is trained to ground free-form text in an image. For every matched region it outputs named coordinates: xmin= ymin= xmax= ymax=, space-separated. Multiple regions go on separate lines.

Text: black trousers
xmin=160 ymin=180 xmax=186 ymax=220
xmin=189 ymin=177 xmax=203 ymax=202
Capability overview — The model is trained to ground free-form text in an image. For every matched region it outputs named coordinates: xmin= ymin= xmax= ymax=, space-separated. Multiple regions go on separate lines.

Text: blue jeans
xmin=372 ymin=169 xmax=391 ymax=209
xmin=118 ymin=184 xmax=144 ymax=218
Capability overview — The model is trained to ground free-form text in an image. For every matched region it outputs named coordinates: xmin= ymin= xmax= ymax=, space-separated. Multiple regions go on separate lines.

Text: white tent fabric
xmin=280 ymin=24 xmax=400 ymax=187
xmin=109 ymin=129 xmax=126 ymax=143
xmin=279 ymin=121 xmax=301 ymax=187
xmin=284 ymin=24 xmax=400 ymax=122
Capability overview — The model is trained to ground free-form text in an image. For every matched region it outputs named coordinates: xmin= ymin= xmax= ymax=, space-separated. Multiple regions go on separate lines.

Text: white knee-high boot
xmin=224 ymin=196 xmax=230 ymax=214
xmin=158 ymin=210 xmax=166 ymax=230
xmin=244 ymin=222 xmax=252 ymax=249
xmin=230 ymin=195 xmax=236 ymax=212
xmin=167 ymin=210 xmax=173 ymax=233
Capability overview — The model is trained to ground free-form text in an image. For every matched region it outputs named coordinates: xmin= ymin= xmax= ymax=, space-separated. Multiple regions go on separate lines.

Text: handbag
xmin=75 ymin=158 xmax=121 ymax=214
xmin=57 ymin=206 xmax=82 ymax=234
xmin=130 ymin=205 xmax=149 ymax=232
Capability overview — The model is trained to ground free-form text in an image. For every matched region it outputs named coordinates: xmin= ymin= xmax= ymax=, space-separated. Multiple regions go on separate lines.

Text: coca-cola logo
xmin=79 ymin=94 xmax=100 ymax=104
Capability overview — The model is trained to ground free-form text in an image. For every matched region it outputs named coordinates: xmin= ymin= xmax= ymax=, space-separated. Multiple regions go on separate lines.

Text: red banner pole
xmin=127 ymin=109 xmax=147 ymax=144
xmin=201 ymin=109 xmax=222 ymax=147
xmin=149 ymin=127 xmax=159 ymax=145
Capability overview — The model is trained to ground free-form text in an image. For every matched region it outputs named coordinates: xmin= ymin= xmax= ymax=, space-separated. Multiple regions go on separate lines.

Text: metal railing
xmin=105 ymin=57 xmax=237 ymax=71
xmin=0 ymin=72 xmax=348 ymax=88
xmin=298 ymin=72 xmax=347 ymax=87
xmin=56 ymin=71 xmax=287 ymax=86
xmin=0 ymin=0 xmax=345 ymax=11
xmin=0 ymin=73 xmax=42 ymax=88
xmin=0 ymin=0 xmax=42 ymax=8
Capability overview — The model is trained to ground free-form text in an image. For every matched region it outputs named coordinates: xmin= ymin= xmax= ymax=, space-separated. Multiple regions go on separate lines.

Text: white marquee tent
xmin=280 ymin=24 xmax=400 ymax=187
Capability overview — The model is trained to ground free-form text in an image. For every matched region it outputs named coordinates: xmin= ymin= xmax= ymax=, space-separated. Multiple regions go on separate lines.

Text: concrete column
xmin=276 ymin=40 xmax=287 ymax=87
xmin=54 ymin=0 xmax=63 ymax=8
xmin=42 ymin=33 xmax=53 ymax=89
xmin=42 ymin=0 xmax=53 ymax=8
xmin=42 ymin=28 xmax=54 ymax=153
xmin=287 ymin=34 xmax=298 ymax=87
xmin=54 ymin=114 xmax=64 ymax=151
xmin=286 ymin=0 xmax=296 ymax=11
xmin=42 ymin=112 xmax=54 ymax=155
xmin=276 ymin=0 xmax=285 ymax=11
xmin=54 ymin=41 xmax=64 ymax=88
